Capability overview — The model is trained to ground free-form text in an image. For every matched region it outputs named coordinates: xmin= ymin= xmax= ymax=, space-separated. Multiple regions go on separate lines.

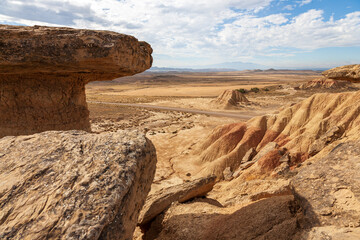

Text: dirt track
xmin=88 ymin=101 xmax=258 ymax=119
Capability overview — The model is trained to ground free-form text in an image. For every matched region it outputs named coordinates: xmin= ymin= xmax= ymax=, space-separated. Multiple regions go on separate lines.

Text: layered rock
xmin=183 ymin=90 xmax=360 ymax=178
xmin=299 ymin=64 xmax=360 ymax=89
xmin=299 ymin=77 xmax=351 ymax=89
xmin=211 ymin=89 xmax=249 ymax=109
xmin=0 ymin=130 xmax=156 ymax=239
xmin=323 ymin=64 xmax=360 ymax=82
xmin=0 ymin=25 xmax=152 ymax=137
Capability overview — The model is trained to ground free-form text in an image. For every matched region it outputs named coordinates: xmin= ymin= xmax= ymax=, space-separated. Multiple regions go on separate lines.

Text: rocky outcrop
xmin=323 ymin=64 xmax=360 ymax=82
xmin=144 ymin=195 xmax=301 ymax=240
xmin=0 ymin=130 xmax=156 ymax=239
xmin=138 ymin=176 xmax=216 ymax=227
xmin=0 ymin=25 xmax=152 ymax=138
xmin=186 ymin=90 xmax=360 ymax=178
xmin=211 ymin=89 xmax=249 ymax=109
xmin=299 ymin=77 xmax=351 ymax=89
xmin=299 ymin=64 xmax=360 ymax=89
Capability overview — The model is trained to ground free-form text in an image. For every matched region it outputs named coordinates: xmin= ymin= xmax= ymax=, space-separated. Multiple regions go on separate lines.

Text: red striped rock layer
xmin=194 ymin=91 xmax=360 ymax=178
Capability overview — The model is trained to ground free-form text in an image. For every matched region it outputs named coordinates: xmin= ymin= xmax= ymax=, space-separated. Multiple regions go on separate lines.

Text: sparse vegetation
xmin=236 ymin=88 xmax=247 ymax=94
xmin=264 ymin=88 xmax=269 ymax=91
xmin=251 ymin=87 xmax=260 ymax=93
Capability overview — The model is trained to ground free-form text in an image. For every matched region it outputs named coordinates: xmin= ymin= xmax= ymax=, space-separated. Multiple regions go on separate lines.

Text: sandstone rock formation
xmin=138 ymin=175 xmax=216 ymax=227
xmin=299 ymin=64 xmax=360 ymax=89
xmin=299 ymin=77 xmax=351 ymax=89
xmin=0 ymin=130 xmax=156 ymax=239
xmin=0 ymin=25 xmax=152 ymax=138
xmin=143 ymin=195 xmax=301 ymax=240
xmin=183 ymin=90 xmax=360 ymax=178
xmin=323 ymin=64 xmax=360 ymax=82
xmin=211 ymin=89 xmax=249 ymax=109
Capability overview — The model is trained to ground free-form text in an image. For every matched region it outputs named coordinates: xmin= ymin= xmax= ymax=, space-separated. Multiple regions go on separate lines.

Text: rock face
xmin=211 ymin=89 xmax=249 ymax=109
xmin=299 ymin=77 xmax=351 ymax=89
xmin=0 ymin=25 xmax=153 ymax=138
xmin=292 ymin=141 xmax=360 ymax=229
xmin=299 ymin=64 xmax=360 ymax=89
xmin=0 ymin=130 xmax=156 ymax=240
xmin=323 ymin=64 xmax=360 ymax=82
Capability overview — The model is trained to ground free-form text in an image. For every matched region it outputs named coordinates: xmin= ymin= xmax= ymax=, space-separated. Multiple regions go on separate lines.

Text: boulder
xmin=138 ymin=175 xmax=216 ymax=226
xmin=0 ymin=130 xmax=156 ymax=240
xmin=323 ymin=64 xmax=360 ymax=82
xmin=241 ymin=147 xmax=257 ymax=163
xmin=0 ymin=25 xmax=152 ymax=138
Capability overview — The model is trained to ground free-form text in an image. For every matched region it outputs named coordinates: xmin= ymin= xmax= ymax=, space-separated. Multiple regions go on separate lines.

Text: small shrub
xmin=264 ymin=88 xmax=269 ymax=91
xmin=251 ymin=87 xmax=260 ymax=93
xmin=236 ymin=88 xmax=247 ymax=94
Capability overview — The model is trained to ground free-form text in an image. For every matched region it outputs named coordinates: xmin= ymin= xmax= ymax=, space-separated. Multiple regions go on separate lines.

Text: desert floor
xmin=86 ymin=70 xmax=357 ymax=192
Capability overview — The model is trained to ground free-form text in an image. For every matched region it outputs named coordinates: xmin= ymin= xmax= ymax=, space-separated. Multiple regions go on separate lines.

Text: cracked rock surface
xmin=0 ymin=130 xmax=156 ymax=240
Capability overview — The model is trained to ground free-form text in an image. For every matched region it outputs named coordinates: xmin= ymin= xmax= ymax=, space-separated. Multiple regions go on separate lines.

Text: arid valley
xmin=87 ymin=68 xmax=360 ymax=239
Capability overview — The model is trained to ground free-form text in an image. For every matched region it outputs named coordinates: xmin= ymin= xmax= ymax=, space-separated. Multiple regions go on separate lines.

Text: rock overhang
xmin=322 ymin=64 xmax=360 ymax=82
xmin=0 ymin=25 xmax=153 ymax=137
xmin=0 ymin=24 xmax=153 ymax=81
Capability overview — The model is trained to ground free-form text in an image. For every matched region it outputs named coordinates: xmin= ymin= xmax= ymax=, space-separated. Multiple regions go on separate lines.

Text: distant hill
xmin=148 ymin=66 xmax=237 ymax=72
xmin=149 ymin=64 xmax=330 ymax=73
xmin=195 ymin=61 xmax=267 ymax=70
xmin=150 ymin=61 xmax=267 ymax=72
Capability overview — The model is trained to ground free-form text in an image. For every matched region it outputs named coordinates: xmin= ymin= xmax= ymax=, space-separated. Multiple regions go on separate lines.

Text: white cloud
xmin=298 ymin=0 xmax=312 ymax=6
xmin=217 ymin=10 xmax=360 ymax=56
xmin=283 ymin=5 xmax=295 ymax=11
xmin=0 ymin=0 xmax=360 ymax=67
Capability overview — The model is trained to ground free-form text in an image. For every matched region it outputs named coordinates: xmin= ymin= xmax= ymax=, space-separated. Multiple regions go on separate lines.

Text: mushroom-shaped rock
xmin=0 ymin=25 xmax=152 ymax=138
xmin=322 ymin=64 xmax=360 ymax=82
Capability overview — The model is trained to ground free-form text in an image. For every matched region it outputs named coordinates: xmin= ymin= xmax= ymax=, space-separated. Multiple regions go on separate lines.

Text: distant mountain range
xmin=195 ymin=61 xmax=268 ymax=70
xmin=148 ymin=66 xmax=237 ymax=72
xmin=149 ymin=61 xmax=267 ymax=72
xmin=148 ymin=61 xmax=333 ymax=72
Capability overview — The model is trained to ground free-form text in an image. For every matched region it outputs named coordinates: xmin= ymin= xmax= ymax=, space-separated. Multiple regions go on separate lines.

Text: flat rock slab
xmin=0 ymin=25 xmax=152 ymax=78
xmin=291 ymin=141 xmax=360 ymax=228
xmin=148 ymin=195 xmax=301 ymax=240
xmin=0 ymin=130 xmax=156 ymax=240
xmin=138 ymin=175 xmax=216 ymax=226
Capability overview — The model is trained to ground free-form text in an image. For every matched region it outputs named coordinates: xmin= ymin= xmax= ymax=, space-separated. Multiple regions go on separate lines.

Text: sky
xmin=1 ymin=0 xmax=360 ymax=69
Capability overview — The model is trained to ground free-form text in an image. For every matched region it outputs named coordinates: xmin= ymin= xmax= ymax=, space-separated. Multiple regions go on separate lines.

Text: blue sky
xmin=1 ymin=0 xmax=360 ymax=69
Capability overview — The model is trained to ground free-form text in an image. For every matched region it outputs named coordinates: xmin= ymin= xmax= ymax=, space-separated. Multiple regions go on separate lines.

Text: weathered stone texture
xmin=0 ymin=130 xmax=156 ymax=240
xmin=323 ymin=64 xmax=360 ymax=82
